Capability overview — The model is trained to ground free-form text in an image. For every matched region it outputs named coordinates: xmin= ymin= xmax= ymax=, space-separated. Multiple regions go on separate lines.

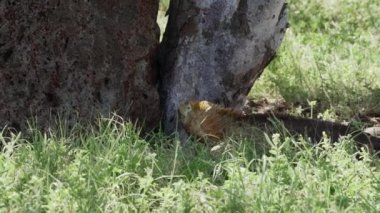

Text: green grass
xmin=1 ymin=0 xmax=380 ymax=211
xmin=1 ymin=118 xmax=380 ymax=212
xmin=159 ymin=0 xmax=170 ymax=11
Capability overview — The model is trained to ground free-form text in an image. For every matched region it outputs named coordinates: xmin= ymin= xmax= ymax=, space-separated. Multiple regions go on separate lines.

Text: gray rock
xmin=0 ymin=0 xmax=160 ymax=130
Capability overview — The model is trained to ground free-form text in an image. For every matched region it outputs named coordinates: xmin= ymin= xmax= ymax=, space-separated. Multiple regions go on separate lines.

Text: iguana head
xmin=178 ymin=100 xmax=213 ymax=118
xmin=178 ymin=101 xmax=192 ymax=118
xmin=178 ymin=100 xmax=229 ymax=141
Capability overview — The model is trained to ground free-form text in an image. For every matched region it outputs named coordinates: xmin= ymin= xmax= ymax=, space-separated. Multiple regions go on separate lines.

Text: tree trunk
xmin=0 ymin=0 xmax=160 ymax=130
xmin=159 ymin=0 xmax=288 ymax=135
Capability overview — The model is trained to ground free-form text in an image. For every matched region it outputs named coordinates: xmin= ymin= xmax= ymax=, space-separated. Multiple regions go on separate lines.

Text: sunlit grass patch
xmin=251 ymin=0 xmax=380 ymax=117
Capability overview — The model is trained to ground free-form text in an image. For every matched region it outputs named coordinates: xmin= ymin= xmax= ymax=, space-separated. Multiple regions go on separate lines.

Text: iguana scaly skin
xmin=178 ymin=100 xmax=380 ymax=150
xmin=178 ymin=100 xmax=245 ymax=140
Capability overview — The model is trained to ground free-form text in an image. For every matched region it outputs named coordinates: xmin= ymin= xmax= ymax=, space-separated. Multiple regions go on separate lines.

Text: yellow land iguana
xmin=178 ymin=100 xmax=380 ymax=151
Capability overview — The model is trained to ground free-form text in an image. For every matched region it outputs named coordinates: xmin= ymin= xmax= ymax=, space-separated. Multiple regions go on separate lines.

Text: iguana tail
xmin=243 ymin=113 xmax=380 ymax=151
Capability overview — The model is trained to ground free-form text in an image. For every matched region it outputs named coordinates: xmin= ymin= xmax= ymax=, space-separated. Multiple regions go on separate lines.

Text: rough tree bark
xmin=0 ymin=0 xmax=287 ymax=138
xmin=159 ymin=0 xmax=288 ymax=136
xmin=0 ymin=1 xmax=160 ymax=130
